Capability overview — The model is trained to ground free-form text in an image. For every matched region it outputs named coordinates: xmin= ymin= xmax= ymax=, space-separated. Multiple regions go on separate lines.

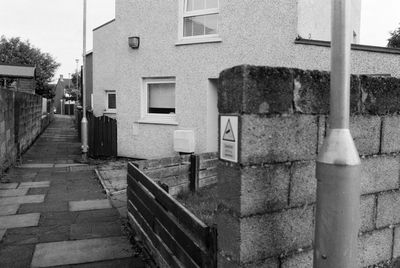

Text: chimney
xmin=60 ymin=74 xmax=63 ymax=81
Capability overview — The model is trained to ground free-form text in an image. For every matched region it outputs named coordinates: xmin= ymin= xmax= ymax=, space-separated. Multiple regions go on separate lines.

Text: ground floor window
xmin=140 ymin=77 xmax=177 ymax=125
xmin=106 ymin=91 xmax=116 ymax=112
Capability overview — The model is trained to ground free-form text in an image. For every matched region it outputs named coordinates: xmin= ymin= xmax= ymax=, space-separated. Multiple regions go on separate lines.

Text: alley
xmin=0 ymin=115 xmax=145 ymax=268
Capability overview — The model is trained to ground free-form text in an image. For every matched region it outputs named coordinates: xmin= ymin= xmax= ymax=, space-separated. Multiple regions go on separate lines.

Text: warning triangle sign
xmin=223 ymin=119 xmax=235 ymax=142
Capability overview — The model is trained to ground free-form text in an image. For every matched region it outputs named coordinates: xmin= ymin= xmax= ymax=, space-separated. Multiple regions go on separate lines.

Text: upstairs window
xmin=177 ymin=0 xmax=221 ymax=44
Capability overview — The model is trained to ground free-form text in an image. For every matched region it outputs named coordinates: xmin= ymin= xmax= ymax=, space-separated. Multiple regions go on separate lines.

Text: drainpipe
xmin=81 ymin=0 xmax=88 ymax=161
xmin=314 ymin=0 xmax=361 ymax=267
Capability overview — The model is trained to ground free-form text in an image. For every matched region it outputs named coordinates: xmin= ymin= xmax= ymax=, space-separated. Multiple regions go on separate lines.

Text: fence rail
xmin=127 ymin=163 xmax=217 ymax=268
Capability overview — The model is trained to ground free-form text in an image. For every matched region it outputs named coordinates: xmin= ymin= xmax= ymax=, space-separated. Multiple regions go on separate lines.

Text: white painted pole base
xmin=81 ymin=117 xmax=88 ymax=162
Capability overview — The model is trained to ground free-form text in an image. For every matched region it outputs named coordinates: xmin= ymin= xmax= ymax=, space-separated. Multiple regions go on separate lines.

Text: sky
xmin=360 ymin=0 xmax=400 ymax=46
xmin=0 ymin=0 xmax=398 ymax=83
xmin=0 ymin=0 xmax=115 ymax=82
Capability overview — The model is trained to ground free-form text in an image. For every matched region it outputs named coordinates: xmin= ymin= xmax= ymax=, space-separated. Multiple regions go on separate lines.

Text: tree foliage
xmin=387 ymin=24 xmax=400 ymax=48
xmin=0 ymin=36 xmax=60 ymax=98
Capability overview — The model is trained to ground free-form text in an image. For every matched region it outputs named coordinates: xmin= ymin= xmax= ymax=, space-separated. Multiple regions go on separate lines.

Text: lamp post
xmin=81 ymin=0 xmax=88 ymax=161
xmin=313 ymin=0 xmax=361 ymax=267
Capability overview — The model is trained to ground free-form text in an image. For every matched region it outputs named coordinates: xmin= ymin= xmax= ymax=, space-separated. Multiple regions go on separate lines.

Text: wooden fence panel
xmin=127 ymin=163 xmax=217 ymax=268
xmin=82 ymin=111 xmax=117 ymax=157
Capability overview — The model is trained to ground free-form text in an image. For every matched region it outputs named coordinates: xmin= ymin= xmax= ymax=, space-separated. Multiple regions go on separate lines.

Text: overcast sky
xmin=0 ymin=0 xmax=398 ymax=82
xmin=360 ymin=0 xmax=400 ymax=46
xmin=0 ymin=0 xmax=115 ymax=82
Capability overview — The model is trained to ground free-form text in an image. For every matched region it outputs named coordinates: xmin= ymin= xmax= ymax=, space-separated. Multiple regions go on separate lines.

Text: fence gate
xmin=86 ymin=111 xmax=117 ymax=157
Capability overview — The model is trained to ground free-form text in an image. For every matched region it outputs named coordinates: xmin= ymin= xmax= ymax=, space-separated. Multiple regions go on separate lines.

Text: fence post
xmin=190 ymin=154 xmax=200 ymax=192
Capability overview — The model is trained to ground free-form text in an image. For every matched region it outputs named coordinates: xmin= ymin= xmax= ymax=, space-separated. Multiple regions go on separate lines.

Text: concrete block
xmin=393 ymin=227 xmax=400 ymax=258
xmin=358 ymin=228 xmax=392 ymax=267
xmin=218 ymin=65 xmax=293 ymax=114
xmin=360 ymin=195 xmax=375 ymax=232
xmin=292 ymin=69 xmax=330 ymax=114
xmin=0 ymin=121 xmax=4 ymax=134
xmin=217 ymin=210 xmax=241 ymax=263
xmin=243 ymin=257 xmax=279 ymax=268
xmin=218 ymin=254 xmax=279 ymax=268
xmin=217 ymin=163 xmax=241 ymax=216
xmin=376 ymin=191 xmax=400 ymax=228
xmin=241 ymin=164 xmax=290 ymax=215
xmin=289 ymin=161 xmax=316 ymax=206
xmin=381 ymin=115 xmax=400 ymax=153
xmin=361 ymin=156 xmax=399 ymax=195
xmin=362 ymin=75 xmax=400 ymax=115
xmin=292 ymin=70 xmax=361 ymax=114
xmin=281 ymin=250 xmax=313 ymax=268
xmin=241 ymin=114 xmax=318 ymax=164
xmin=218 ymin=163 xmax=290 ymax=216
xmin=349 ymin=115 xmax=381 ymax=155
xmin=317 ymin=116 xmax=326 ymax=153
xmin=240 ymin=206 xmax=314 ymax=263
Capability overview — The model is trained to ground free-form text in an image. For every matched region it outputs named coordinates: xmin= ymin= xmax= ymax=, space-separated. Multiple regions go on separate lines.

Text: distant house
xmin=84 ymin=51 xmax=93 ymax=111
xmin=90 ymin=0 xmax=400 ymax=159
xmin=53 ymin=75 xmax=73 ymax=114
xmin=0 ymin=63 xmax=36 ymax=94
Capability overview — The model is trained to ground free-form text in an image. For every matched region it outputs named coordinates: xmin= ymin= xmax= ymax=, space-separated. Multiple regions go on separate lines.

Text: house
xmin=84 ymin=51 xmax=93 ymax=111
xmin=53 ymin=74 xmax=74 ymax=115
xmin=91 ymin=0 xmax=400 ymax=159
xmin=0 ymin=63 xmax=36 ymax=93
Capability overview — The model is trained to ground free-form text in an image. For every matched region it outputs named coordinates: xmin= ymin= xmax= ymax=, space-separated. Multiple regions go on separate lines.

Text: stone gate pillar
xmin=216 ymin=65 xmax=318 ymax=267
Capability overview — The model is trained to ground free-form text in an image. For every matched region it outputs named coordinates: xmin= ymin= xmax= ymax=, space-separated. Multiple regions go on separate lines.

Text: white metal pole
xmin=81 ymin=0 xmax=88 ymax=161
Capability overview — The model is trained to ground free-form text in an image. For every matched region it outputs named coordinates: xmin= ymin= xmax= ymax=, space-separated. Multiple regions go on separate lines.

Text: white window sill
xmin=175 ymin=36 xmax=222 ymax=46
xmin=104 ymin=109 xmax=116 ymax=114
xmin=137 ymin=116 xmax=178 ymax=126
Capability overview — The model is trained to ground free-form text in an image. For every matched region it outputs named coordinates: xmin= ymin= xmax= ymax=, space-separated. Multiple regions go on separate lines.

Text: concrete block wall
xmin=0 ymin=89 xmax=17 ymax=172
xmin=134 ymin=152 xmax=218 ymax=196
xmin=217 ymin=65 xmax=400 ymax=267
xmin=0 ymin=89 xmax=46 ymax=173
xmin=14 ymin=92 xmax=43 ymax=153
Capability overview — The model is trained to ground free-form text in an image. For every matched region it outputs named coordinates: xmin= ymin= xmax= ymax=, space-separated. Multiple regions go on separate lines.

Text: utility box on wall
xmin=173 ymin=130 xmax=195 ymax=153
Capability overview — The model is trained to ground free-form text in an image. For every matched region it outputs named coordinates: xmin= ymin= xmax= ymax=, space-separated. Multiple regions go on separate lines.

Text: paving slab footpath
xmin=0 ymin=115 xmax=147 ymax=268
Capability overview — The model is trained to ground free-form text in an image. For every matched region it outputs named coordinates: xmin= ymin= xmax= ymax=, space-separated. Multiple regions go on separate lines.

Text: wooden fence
xmin=133 ymin=152 xmax=218 ymax=197
xmin=76 ymin=109 xmax=117 ymax=157
xmin=127 ymin=163 xmax=217 ymax=267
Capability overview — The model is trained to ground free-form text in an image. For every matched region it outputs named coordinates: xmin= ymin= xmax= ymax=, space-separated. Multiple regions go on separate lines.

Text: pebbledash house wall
xmin=92 ymin=19 xmax=117 ymax=119
xmin=217 ymin=65 xmax=400 ymax=267
xmin=0 ymin=89 xmax=50 ymax=173
xmin=92 ymin=0 xmax=400 ymax=159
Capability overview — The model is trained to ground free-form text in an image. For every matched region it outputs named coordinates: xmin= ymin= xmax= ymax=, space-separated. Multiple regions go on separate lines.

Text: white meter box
xmin=220 ymin=115 xmax=239 ymax=163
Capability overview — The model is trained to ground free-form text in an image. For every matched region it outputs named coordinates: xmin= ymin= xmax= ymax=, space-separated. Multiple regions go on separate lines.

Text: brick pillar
xmin=217 ymin=65 xmax=318 ymax=267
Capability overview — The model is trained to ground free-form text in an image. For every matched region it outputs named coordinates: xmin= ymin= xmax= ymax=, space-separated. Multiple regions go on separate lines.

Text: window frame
xmin=105 ymin=90 xmax=116 ymax=113
xmin=139 ymin=77 xmax=178 ymax=125
xmin=176 ymin=0 xmax=221 ymax=45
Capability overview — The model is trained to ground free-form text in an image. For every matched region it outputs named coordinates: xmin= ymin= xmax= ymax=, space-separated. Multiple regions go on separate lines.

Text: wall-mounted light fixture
xmin=128 ymin=36 xmax=140 ymax=49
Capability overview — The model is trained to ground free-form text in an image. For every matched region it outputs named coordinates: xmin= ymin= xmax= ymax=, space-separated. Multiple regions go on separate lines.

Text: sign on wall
xmin=220 ymin=116 xmax=239 ymax=163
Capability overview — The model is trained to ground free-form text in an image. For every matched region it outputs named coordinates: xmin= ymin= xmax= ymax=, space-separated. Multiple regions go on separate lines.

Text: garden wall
xmin=0 ymin=89 xmax=50 ymax=173
xmin=217 ymin=65 xmax=400 ymax=267
xmin=133 ymin=152 xmax=218 ymax=196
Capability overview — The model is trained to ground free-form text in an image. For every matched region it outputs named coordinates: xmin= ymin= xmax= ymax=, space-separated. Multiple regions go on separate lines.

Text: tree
xmin=0 ymin=36 xmax=60 ymax=98
xmin=387 ymin=24 xmax=400 ymax=48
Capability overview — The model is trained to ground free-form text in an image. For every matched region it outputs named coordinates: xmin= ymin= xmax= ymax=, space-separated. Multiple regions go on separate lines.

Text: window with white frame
xmin=180 ymin=0 xmax=219 ymax=41
xmin=106 ymin=91 xmax=116 ymax=112
xmin=140 ymin=78 xmax=177 ymax=124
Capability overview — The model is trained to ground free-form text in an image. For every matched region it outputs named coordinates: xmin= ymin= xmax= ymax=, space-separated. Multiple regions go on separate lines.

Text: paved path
xmin=0 ymin=115 xmax=145 ymax=268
